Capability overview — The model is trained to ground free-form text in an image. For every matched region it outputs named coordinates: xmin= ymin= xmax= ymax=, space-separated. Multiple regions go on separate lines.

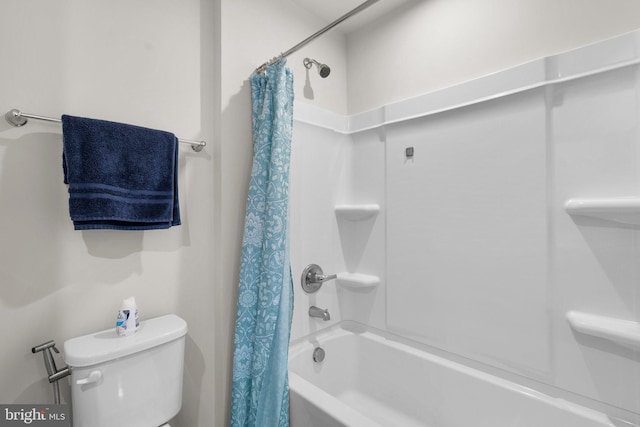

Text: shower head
xmin=303 ymin=58 xmax=331 ymax=78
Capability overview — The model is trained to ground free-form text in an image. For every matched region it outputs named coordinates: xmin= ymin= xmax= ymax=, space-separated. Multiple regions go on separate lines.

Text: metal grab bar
xmin=5 ymin=109 xmax=207 ymax=152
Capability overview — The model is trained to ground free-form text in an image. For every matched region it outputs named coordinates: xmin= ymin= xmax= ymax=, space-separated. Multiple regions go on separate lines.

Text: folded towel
xmin=61 ymin=115 xmax=180 ymax=230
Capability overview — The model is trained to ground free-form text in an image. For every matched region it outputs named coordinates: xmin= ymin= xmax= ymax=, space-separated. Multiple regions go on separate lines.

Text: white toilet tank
xmin=63 ymin=314 xmax=187 ymax=427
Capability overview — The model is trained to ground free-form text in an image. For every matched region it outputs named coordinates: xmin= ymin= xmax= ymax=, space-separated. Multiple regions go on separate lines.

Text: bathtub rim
xmin=288 ymin=321 xmax=640 ymax=427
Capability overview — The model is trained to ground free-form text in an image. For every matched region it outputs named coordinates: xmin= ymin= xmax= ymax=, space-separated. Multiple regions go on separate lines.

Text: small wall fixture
xmin=301 ymin=264 xmax=337 ymax=293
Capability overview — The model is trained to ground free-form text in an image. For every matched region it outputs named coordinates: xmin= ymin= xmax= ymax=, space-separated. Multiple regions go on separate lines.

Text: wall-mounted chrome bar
xmin=5 ymin=109 xmax=207 ymax=152
xmin=255 ymin=0 xmax=380 ymax=73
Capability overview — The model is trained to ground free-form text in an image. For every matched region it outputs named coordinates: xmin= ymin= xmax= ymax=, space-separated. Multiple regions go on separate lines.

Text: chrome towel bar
xmin=5 ymin=109 xmax=206 ymax=152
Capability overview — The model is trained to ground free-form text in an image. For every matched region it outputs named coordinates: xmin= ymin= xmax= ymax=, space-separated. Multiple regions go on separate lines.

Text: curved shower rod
xmin=255 ymin=0 xmax=380 ymax=73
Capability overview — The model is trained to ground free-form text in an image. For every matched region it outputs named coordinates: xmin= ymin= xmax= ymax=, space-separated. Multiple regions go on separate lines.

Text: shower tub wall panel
xmin=289 ymin=118 xmax=387 ymax=339
xmin=291 ymin=29 xmax=640 ymax=423
xmin=382 ymin=38 xmax=640 ymax=415
xmin=289 ymin=122 xmax=352 ymax=339
xmin=551 ymin=65 xmax=640 ymax=414
xmin=335 ymin=128 xmax=386 ymax=329
xmin=386 ymin=89 xmax=551 ymax=380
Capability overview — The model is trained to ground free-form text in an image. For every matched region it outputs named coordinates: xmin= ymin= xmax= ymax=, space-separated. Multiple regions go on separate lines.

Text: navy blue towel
xmin=61 ymin=115 xmax=180 ymax=230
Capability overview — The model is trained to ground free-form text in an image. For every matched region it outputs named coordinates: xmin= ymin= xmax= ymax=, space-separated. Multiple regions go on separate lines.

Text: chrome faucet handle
xmin=301 ymin=264 xmax=337 ymax=293
xmin=310 ymin=272 xmax=337 ymax=283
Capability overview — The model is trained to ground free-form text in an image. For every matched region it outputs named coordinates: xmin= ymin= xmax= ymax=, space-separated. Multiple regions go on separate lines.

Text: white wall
xmin=347 ymin=0 xmax=640 ymax=114
xmin=0 ymin=1 xmax=216 ymax=426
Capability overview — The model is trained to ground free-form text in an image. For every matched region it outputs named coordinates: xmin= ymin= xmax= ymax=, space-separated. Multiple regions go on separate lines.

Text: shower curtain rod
xmin=4 ymin=109 xmax=207 ymax=152
xmin=255 ymin=0 xmax=380 ymax=73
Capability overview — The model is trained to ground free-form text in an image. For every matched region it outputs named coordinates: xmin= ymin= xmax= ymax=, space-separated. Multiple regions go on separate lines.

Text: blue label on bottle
xmin=116 ymin=310 xmax=130 ymax=335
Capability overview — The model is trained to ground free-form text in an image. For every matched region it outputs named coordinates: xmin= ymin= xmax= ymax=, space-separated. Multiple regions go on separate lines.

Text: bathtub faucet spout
xmin=309 ymin=306 xmax=331 ymax=321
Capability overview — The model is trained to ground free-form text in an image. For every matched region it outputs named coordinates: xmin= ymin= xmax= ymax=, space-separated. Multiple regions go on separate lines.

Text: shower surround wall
xmin=289 ymin=31 xmax=640 ymax=423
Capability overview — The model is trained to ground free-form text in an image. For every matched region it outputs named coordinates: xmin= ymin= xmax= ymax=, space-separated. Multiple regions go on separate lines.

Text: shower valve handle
xmin=310 ymin=272 xmax=337 ymax=283
xmin=301 ymin=264 xmax=336 ymax=293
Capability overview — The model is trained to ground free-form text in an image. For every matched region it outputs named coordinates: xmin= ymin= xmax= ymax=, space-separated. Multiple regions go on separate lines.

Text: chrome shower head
xmin=317 ymin=63 xmax=331 ymax=78
xmin=303 ymin=58 xmax=331 ymax=78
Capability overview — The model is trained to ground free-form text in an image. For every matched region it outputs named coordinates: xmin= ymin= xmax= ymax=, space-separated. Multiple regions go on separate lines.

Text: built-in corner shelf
xmin=334 ymin=204 xmax=380 ymax=221
xmin=566 ymin=311 xmax=640 ymax=351
xmin=333 ymin=205 xmax=380 ymax=290
xmin=565 ymin=197 xmax=640 ymax=225
xmin=336 ymin=272 xmax=380 ymax=290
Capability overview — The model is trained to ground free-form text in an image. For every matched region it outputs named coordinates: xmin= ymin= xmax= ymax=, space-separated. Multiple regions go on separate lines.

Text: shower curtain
xmin=230 ymin=60 xmax=294 ymax=427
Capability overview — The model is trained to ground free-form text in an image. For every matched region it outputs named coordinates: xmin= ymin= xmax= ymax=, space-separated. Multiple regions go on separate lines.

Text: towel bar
xmin=4 ymin=109 xmax=206 ymax=152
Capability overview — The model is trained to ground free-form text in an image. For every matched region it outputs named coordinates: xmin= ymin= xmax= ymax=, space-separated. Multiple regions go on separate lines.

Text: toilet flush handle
xmin=76 ymin=370 xmax=102 ymax=385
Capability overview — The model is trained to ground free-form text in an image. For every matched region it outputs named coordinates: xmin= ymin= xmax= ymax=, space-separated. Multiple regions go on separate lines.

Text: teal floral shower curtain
xmin=230 ymin=60 xmax=294 ymax=427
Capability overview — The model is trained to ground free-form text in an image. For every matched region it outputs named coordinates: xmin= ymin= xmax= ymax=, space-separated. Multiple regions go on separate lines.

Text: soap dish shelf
xmin=565 ymin=197 xmax=640 ymax=225
xmin=336 ymin=273 xmax=380 ymax=290
xmin=334 ymin=204 xmax=380 ymax=221
xmin=566 ymin=311 xmax=640 ymax=351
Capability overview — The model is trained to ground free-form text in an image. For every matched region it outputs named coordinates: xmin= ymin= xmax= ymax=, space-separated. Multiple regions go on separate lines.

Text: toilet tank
xmin=63 ymin=314 xmax=187 ymax=427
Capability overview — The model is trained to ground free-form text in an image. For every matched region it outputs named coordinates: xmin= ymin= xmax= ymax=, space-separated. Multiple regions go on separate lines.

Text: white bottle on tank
xmin=115 ymin=296 xmax=139 ymax=336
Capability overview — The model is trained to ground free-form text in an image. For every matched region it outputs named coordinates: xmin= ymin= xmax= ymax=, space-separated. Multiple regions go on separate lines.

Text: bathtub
xmin=288 ymin=322 xmax=622 ymax=427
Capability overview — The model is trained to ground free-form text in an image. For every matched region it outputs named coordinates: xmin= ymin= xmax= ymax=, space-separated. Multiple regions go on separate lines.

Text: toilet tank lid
xmin=63 ymin=314 xmax=188 ymax=368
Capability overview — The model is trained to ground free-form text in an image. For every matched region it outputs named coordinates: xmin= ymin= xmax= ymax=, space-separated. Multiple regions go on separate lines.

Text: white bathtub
xmin=288 ymin=322 xmax=622 ymax=427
